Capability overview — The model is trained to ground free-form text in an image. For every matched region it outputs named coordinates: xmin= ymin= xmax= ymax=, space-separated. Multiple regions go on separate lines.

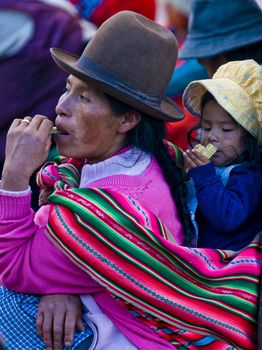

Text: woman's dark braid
xmin=153 ymin=141 xmax=195 ymax=246
xmin=127 ymin=114 xmax=195 ymax=246
xmin=106 ymin=94 xmax=194 ymax=245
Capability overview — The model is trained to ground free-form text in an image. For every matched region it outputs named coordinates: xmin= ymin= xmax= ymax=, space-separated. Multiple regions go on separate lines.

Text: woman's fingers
xmin=53 ymin=309 xmax=66 ymax=350
xmin=64 ymin=311 xmax=77 ymax=348
xmin=75 ymin=314 xmax=85 ymax=332
xmin=36 ymin=309 xmax=64 ymax=350
xmin=10 ymin=118 xmax=27 ymax=128
xmin=37 ymin=300 xmax=65 ymax=350
xmin=36 ymin=310 xmax=44 ymax=338
xmin=10 ymin=115 xmax=53 ymax=134
xmin=36 ymin=294 xmax=84 ymax=350
xmin=41 ymin=308 xmax=55 ymax=350
xmin=26 ymin=114 xmax=53 ymax=132
xmin=64 ymin=296 xmax=84 ymax=347
xmin=3 ymin=114 xmax=53 ymax=184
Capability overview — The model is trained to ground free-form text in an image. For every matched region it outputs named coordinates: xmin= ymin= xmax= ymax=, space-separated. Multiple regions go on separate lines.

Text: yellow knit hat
xmin=183 ymin=59 xmax=262 ymax=146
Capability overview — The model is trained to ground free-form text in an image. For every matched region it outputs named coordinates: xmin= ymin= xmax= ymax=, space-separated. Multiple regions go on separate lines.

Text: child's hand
xmin=183 ymin=148 xmax=210 ymax=172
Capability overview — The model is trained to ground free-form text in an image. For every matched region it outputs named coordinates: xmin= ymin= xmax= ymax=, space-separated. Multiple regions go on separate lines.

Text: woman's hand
xmin=183 ymin=148 xmax=210 ymax=172
xmin=1 ymin=115 xmax=53 ymax=191
xmin=36 ymin=294 xmax=85 ymax=350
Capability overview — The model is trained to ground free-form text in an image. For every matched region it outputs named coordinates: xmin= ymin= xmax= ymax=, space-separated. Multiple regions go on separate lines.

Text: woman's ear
xmin=118 ymin=110 xmax=141 ymax=133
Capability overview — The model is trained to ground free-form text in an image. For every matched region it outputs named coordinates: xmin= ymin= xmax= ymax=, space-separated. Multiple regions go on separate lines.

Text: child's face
xmin=201 ymin=100 xmax=247 ymax=166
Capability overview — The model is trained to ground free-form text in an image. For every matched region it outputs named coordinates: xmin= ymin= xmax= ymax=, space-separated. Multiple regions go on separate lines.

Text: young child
xmin=182 ymin=59 xmax=262 ymax=250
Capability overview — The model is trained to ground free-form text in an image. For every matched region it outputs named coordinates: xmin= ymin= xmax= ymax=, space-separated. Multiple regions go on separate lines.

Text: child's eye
xmin=202 ymin=127 xmax=211 ymax=131
xmin=222 ymin=128 xmax=233 ymax=132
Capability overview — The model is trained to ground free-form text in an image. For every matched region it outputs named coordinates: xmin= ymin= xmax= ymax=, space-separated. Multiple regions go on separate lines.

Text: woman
xmin=0 ymin=11 xmax=191 ymax=350
xmin=0 ymin=11 xmax=260 ymax=350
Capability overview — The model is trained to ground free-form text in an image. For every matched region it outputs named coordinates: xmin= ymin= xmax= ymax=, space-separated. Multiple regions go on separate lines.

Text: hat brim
xmin=179 ymin=34 xmax=262 ymax=59
xmin=183 ymin=78 xmax=258 ymax=139
xmin=51 ymin=48 xmax=184 ymax=122
xmin=179 ymin=19 xmax=262 ymax=60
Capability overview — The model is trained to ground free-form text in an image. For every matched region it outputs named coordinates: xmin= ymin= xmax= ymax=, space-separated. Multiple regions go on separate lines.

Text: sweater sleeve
xmin=0 ymin=193 xmax=102 ymax=294
xmin=188 ymin=163 xmax=262 ymax=231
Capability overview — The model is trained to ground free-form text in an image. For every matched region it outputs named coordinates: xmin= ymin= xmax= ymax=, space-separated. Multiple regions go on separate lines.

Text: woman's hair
xmin=106 ymin=94 xmax=195 ymax=246
xmin=187 ymin=91 xmax=260 ymax=164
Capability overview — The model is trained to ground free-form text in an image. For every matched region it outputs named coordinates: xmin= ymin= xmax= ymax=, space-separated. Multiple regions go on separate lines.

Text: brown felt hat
xmin=50 ymin=11 xmax=184 ymax=121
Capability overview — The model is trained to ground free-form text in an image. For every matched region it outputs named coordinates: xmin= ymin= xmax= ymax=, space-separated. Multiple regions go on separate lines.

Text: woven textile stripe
xmin=36 ymin=156 xmax=81 ymax=189
xmin=46 ymin=187 xmax=261 ymax=349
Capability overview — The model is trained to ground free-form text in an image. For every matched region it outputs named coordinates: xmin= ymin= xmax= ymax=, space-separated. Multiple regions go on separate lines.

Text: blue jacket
xmin=187 ymin=162 xmax=262 ymax=250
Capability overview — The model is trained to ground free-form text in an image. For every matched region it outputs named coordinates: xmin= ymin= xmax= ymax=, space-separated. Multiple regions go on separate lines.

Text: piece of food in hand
xmin=50 ymin=126 xmax=63 ymax=134
xmin=202 ymin=144 xmax=217 ymax=158
xmin=194 ymin=144 xmax=217 ymax=159
xmin=194 ymin=144 xmax=205 ymax=153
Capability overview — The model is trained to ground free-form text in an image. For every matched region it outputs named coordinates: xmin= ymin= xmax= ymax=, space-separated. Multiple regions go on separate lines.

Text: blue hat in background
xmin=179 ymin=0 xmax=262 ymax=59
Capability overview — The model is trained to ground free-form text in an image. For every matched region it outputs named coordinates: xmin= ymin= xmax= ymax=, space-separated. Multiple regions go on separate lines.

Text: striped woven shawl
xmin=45 ymin=186 xmax=261 ymax=350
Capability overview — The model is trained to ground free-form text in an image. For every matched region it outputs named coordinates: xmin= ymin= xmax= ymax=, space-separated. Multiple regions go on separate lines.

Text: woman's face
xmin=55 ymin=75 xmax=127 ymax=162
xmin=201 ymin=100 xmax=247 ymax=166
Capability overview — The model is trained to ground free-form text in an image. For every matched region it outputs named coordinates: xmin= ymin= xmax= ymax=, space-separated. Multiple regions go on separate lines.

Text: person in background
xmin=179 ymin=0 xmax=262 ymax=78
xmin=164 ymin=0 xmax=207 ymax=150
xmin=183 ymin=59 xmax=262 ymax=250
xmin=68 ymin=0 xmax=156 ymax=27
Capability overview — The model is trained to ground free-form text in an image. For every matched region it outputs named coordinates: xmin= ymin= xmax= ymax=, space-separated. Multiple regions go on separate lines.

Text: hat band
xmin=76 ymin=55 xmax=163 ymax=107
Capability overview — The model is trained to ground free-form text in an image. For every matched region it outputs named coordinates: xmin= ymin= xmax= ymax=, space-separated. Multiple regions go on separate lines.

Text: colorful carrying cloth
xmin=43 ymin=179 xmax=261 ymax=349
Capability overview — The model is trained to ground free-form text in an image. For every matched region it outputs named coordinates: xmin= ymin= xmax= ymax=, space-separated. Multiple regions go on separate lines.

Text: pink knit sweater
xmin=0 ymin=150 xmax=183 ymax=350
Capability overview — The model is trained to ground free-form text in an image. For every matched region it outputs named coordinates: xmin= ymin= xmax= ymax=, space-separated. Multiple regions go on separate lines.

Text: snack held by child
xmin=183 ymin=59 xmax=262 ymax=250
xmin=194 ymin=143 xmax=217 ymax=158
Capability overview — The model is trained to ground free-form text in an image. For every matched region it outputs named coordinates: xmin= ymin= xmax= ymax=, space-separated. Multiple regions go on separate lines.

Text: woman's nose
xmin=55 ymin=92 xmax=71 ymax=117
